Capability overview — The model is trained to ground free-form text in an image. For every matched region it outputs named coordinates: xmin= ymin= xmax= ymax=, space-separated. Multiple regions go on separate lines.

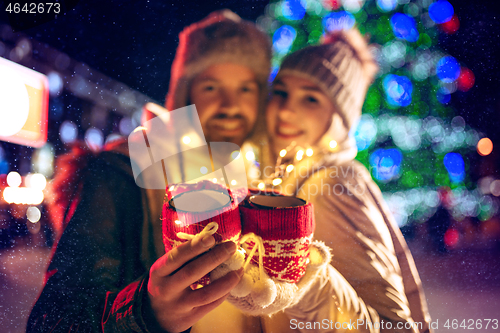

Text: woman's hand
xmin=146 ymin=235 xmax=242 ymax=332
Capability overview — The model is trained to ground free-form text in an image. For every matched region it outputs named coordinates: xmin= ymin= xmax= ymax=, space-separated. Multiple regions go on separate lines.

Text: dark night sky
xmin=1 ymin=0 xmax=499 ymax=144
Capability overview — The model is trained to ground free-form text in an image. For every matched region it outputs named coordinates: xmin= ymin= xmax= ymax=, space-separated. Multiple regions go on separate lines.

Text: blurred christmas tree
xmin=257 ymin=0 xmax=497 ymax=226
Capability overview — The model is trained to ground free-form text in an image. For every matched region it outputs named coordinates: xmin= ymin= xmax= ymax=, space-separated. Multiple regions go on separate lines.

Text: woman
xmin=247 ymin=28 xmax=431 ymax=333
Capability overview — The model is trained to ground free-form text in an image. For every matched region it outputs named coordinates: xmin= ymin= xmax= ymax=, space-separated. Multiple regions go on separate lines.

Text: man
xmin=28 ymin=10 xmax=271 ymax=332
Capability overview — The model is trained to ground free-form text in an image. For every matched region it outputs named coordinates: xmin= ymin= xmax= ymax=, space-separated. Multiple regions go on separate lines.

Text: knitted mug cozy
xmin=239 ymin=194 xmax=315 ymax=284
xmin=162 ymin=180 xmax=242 ymax=286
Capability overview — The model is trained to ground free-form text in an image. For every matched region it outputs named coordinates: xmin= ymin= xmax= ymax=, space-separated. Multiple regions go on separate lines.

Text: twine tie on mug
xmin=240 ymin=232 xmax=266 ymax=283
xmin=176 ymin=221 xmax=219 ymax=241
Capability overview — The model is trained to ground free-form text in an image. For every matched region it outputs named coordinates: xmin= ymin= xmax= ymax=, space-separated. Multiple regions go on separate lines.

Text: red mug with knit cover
xmin=239 ymin=194 xmax=315 ymax=283
xmin=162 ymin=180 xmax=241 ymax=287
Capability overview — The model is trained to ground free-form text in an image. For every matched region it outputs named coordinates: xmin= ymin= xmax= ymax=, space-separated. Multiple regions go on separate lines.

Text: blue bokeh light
xmin=383 ymin=74 xmax=413 ymax=107
xmin=354 ymin=114 xmax=378 ymax=151
xmin=429 ymin=0 xmax=454 ymax=24
xmin=369 ymin=148 xmax=403 ymax=182
xmin=273 ymin=25 xmax=297 ymax=54
xmin=377 ymin=0 xmax=398 ymax=12
xmin=322 ymin=11 xmax=356 ymax=32
xmin=436 ymin=56 xmax=460 ymax=82
xmin=282 ymin=0 xmax=306 ymax=21
xmin=390 ymin=13 xmax=419 ymax=42
xmin=436 ymin=88 xmax=451 ymax=104
xmin=0 ymin=145 xmax=8 ymax=174
xmin=443 ymin=152 xmax=465 ymax=183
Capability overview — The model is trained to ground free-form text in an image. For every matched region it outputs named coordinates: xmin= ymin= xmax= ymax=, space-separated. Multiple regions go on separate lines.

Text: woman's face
xmin=190 ymin=63 xmax=260 ymax=147
xmin=266 ymin=75 xmax=338 ymax=158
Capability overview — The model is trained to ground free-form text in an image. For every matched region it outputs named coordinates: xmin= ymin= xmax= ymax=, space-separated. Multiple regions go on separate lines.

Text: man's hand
xmin=145 ymin=235 xmax=242 ymax=333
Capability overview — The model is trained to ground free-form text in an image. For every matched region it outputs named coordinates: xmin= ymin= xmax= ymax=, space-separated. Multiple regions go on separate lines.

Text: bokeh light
xmin=354 ymin=114 xmax=377 ymax=151
xmin=382 ymin=41 xmax=406 ymax=68
xmin=25 ymin=173 xmax=47 ymax=190
xmin=377 ymin=0 xmax=398 ymax=12
xmin=436 ymin=88 xmax=451 ymax=104
xmin=383 ymin=74 xmax=413 ymax=107
xmin=436 ymin=56 xmax=460 ymax=82
xmin=477 ymin=138 xmax=493 ymax=156
xmin=47 ymin=71 xmax=63 ymax=96
xmin=443 ymin=228 xmax=459 ymax=247
xmin=370 ymin=148 xmax=403 ymax=182
xmin=390 ymin=13 xmax=419 ymax=42
xmin=322 ymin=11 xmax=355 ymax=32
xmin=490 ymin=180 xmax=500 ymax=197
xmin=26 ymin=206 xmax=41 ymax=223
xmin=440 ymin=14 xmax=459 ymax=34
xmin=7 ymin=171 xmax=21 ymax=187
xmin=322 ymin=0 xmax=342 ymax=11
xmin=119 ymin=117 xmax=134 ymax=136
xmin=84 ymin=128 xmax=104 ymax=151
xmin=59 ymin=120 xmax=78 ymax=144
xmin=443 ymin=152 xmax=465 ymax=183
xmin=282 ymin=0 xmax=306 ymax=20
xmin=342 ymin=0 xmax=365 ymax=13
xmin=273 ymin=25 xmax=297 ymax=54
xmin=428 ymin=0 xmax=454 ymax=24
xmin=457 ymin=67 xmax=475 ymax=92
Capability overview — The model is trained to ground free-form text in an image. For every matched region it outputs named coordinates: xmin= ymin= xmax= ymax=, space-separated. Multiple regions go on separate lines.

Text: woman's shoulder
xmin=308 ymin=159 xmax=372 ymax=184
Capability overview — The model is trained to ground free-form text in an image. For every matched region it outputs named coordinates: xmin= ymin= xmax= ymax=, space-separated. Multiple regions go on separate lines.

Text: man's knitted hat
xmin=166 ymin=10 xmax=272 ymax=112
xmin=275 ymin=28 xmax=378 ymax=130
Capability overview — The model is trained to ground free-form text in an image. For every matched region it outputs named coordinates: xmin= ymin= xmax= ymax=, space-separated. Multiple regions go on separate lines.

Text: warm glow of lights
xmin=26 ymin=173 xmax=47 ymax=190
xmin=286 ymin=164 xmax=294 ymax=173
xmin=279 ymin=149 xmax=287 ymax=157
xmin=169 ymin=186 xmax=174 ymax=191
xmin=296 ymin=150 xmax=304 ymax=161
xmin=477 ymin=138 xmax=493 ymax=156
xmin=182 ymin=136 xmax=191 ymax=144
xmin=7 ymin=172 xmax=22 ymax=187
xmin=306 ymin=148 xmax=313 ymax=157
xmin=212 ymin=178 xmax=218 ymax=183
xmin=2 ymin=187 xmax=44 ymax=205
xmin=174 ymin=220 xmax=182 ymax=225
xmin=329 ymin=140 xmax=338 ymax=149
xmin=231 ymin=179 xmax=237 ymax=186
xmin=257 ymin=182 xmax=265 ymax=190
xmin=200 ymin=166 xmax=208 ymax=174
xmin=245 ymin=151 xmax=255 ymax=161
xmin=272 ymin=178 xmax=282 ymax=186
xmin=26 ymin=206 xmax=41 ymax=223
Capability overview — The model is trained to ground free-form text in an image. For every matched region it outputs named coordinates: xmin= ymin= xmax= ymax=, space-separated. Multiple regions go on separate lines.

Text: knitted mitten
xmin=221 ymin=240 xmax=331 ymax=316
xmin=162 ymin=181 xmax=242 ymax=287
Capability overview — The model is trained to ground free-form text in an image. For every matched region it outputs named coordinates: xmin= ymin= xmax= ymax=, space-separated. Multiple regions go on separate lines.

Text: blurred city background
xmin=1 ymin=0 xmax=499 ymax=332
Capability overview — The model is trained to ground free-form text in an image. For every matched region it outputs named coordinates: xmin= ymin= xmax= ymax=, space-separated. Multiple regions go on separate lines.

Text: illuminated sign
xmin=0 ymin=57 xmax=49 ymax=148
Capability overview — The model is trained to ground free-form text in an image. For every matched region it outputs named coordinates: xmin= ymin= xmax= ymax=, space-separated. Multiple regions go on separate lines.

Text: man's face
xmin=266 ymin=75 xmax=339 ymax=157
xmin=189 ymin=63 xmax=260 ymax=146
